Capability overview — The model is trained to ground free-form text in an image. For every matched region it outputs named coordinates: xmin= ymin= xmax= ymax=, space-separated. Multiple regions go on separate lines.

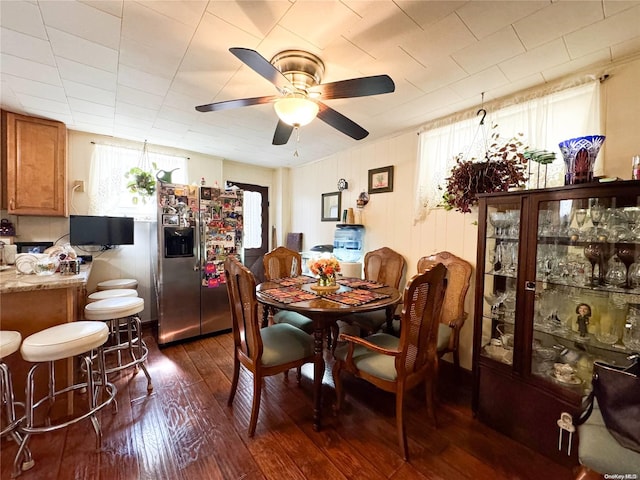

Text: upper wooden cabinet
xmin=1 ymin=111 xmax=67 ymax=216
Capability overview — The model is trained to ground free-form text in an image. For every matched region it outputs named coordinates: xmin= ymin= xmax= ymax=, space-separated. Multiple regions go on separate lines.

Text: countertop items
xmin=0 ymin=264 xmax=91 ymax=294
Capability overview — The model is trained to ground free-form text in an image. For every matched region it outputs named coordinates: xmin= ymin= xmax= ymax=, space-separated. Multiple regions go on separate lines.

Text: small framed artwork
xmin=321 ymin=191 xmax=341 ymax=222
xmin=368 ymin=165 xmax=394 ymax=194
xmin=201 ymin=187 xmax=212 ymax=200
xmin=162 ymin=214 xmax=179 ymax=226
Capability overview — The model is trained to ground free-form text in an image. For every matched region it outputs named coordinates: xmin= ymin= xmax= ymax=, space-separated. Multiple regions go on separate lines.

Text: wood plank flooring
xmin=1 ymin=327 xmax=577 ymax=479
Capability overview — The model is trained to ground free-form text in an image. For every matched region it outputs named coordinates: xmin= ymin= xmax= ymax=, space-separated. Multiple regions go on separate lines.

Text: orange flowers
xmin=308 ymin=256 xmax=341 ymax=279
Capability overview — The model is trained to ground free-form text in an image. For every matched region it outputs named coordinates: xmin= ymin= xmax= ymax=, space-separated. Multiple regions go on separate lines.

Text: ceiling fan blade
xmin=229 ymin=47 xmax=293 ymax=92
xmin=311 ymin=75 xmax=395 ymax=100
xmin=272 ymin=120 xmax=294 ymax=145
xmin=317 ymin=102 xmax=368 ymax=140
xmin=195 ymin=95 xmax=278 ymax=113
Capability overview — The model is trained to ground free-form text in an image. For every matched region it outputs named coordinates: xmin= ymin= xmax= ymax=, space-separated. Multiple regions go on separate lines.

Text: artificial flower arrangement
xmin=308 ymin=255 xmax=341 ymax=285
xmin=441 ymin=125 xmax=529 ymax=213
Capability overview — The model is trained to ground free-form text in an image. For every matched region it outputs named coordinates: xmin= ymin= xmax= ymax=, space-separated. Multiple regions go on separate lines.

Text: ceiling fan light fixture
xmin=273 ymin=96 xmax=319 ymax=127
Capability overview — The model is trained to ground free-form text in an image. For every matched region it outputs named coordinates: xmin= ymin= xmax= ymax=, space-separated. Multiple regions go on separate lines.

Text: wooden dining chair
xmin=417 ymin=251 xmax=472 ymax=373
xmin=337 ymin=247 xmax=406 ymax=337
xmin=262 ymin=246 xmax=313 ymax=334
xmin=225 ymin=256 xmax=314 ymax=436
xmin=333 ymin=263 xmax=447 ymax=460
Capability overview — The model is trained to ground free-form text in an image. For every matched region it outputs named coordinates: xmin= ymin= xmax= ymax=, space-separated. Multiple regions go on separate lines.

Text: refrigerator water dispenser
xmin=164 ymin=227 xmax=194 ymax=257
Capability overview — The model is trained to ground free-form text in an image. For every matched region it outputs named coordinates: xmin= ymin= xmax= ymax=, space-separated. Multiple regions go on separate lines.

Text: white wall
xmin=290 ymin=57 xmax=640 ymax=371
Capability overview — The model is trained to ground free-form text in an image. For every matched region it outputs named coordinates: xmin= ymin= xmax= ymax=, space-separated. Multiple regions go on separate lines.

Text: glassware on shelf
xmin=489 ymin=212 xmax=511 ymax=238
xmin=595 ymin=297 xmax=625 ymax=345
xmin=622 ymin=305 xmax=640 ymax=350
xmin=573 ymin=208 xmax=589 ymax=239
xmin=616 ymin=244 xmax=638 ymax=288
xmin=484 ymin=290 xmax=507 ymax=319
xmin=605 ymin=255 xmax=628 ymax=288
xmin=629 ymin=262 xmax=640 ymax=290
xmin=584 ymin=243 xmax=605 ymax=286
xmin=589 ymin=203 xmax=605 ymax=238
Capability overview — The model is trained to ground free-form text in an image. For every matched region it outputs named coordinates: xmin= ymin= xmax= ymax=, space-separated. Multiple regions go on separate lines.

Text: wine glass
xmin=584 ymin=243 xmax=604 ymax=286
xmin=629 ymin=262 xmax=640 ymax=290
xmin=605 ymin=255 xmax=627 ymax=288
xmin=574 ymin=208 xmax=588 ymax=238
xmin=590 ymin=204 xmax=605 ymax=238
xmin=623 ymin=307 xmax=640 ymax=351
xmin=616 ymin=244 xmax=638 ymax=288
xmin=484 ymin=290 xmax=507 ymax=319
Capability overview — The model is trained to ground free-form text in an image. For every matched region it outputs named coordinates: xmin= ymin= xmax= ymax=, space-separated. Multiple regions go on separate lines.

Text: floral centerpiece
xmin=441 ymin=126 xmax=529 ymax=213
xmin=308 ymin=256 xmax=341 ymax=288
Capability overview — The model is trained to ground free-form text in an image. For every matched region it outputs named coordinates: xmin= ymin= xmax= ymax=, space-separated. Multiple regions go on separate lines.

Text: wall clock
xmin=337 ymin=178 xmax=348 ymax=191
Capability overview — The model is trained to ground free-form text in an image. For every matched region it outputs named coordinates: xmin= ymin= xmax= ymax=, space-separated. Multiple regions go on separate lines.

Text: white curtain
xmin=414 ymin=81 xmax=600 ymax=223
xmin=88 ymin=143 xmax=187 ymax=220
xmin=242 ymin=190 xmax=262 ymax=249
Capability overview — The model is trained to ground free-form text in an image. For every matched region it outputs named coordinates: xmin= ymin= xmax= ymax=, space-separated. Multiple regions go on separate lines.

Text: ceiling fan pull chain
xmin=294 ymin=126 xmax=301 ymax=157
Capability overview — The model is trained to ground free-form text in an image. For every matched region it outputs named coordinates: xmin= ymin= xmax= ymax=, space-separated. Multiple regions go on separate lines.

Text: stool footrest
xmin=21 ymin=382 xmax=117 ymax=434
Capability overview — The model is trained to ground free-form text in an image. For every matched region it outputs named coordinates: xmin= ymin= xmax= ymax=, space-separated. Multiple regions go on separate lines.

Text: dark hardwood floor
xmin=1 ymin=326 xmax=576 ymax=479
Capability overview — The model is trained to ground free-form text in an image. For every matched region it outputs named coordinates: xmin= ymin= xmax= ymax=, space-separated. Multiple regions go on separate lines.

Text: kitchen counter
xmin=0 ymin=263 xmax=92 ymax=417
xmin=0 ymin=264 xmax=91 ymax=293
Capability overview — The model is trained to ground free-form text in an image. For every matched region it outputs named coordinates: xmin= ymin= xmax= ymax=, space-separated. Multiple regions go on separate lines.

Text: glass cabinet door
xmin=531 ymin=195 xmax=640 ymax=394
xmin=479 ymin=202 xmax=521 ymax=366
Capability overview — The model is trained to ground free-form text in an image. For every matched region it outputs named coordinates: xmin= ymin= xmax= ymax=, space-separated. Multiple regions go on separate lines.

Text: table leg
xmin=313 ymin=325 xmax=325 ymax=431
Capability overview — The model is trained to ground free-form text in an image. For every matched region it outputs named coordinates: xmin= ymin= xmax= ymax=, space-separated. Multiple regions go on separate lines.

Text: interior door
xmin=227 ymin=181 xmax=268 ymax=282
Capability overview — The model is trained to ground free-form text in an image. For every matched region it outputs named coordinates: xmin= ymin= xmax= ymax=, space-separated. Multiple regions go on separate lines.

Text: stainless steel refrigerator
xmin=156 ymin=182 xmax=243 ymax=346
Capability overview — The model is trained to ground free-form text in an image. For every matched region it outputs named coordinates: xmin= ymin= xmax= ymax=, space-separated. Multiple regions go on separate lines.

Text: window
xmin=414 ymin=81 xmax=600 ymax=222
xmin=242 ymin=190 xmax=262 ymax=249
xmin=88 ymin=143 xmax=187 ymax=220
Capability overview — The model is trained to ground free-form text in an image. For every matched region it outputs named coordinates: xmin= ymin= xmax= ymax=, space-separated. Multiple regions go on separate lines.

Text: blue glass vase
xmin=558 ymin=135 xmax=605 ymax=185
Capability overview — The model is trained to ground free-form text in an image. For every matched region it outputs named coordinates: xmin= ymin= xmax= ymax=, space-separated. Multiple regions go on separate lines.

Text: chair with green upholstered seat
xmin=417 ymin=251 xmax=472 ymax=373
xmin=262 ymin=246 xmax=314 ymax=333
xmin=336 ymin=247 xmax=406 ymax=340
xmin=332 ymin=263 xmax=447 ymax=460
xmin=225 ymin=256 xmax=314 ymax=437
xmin=575 ymin=398 xmax=640 ymax=479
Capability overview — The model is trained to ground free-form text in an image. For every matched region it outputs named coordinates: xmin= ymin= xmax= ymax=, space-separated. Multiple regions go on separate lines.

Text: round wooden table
xmin=256 ymin=280 xmax=401 ymax=431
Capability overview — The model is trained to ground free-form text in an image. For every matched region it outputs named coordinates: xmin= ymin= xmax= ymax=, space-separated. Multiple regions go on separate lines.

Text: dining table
xmin=255 ymin=276 xmax=402 ymax=431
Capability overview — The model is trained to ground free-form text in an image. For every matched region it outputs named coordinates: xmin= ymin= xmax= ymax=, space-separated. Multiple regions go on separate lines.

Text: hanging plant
xmin=441 ymin=125 xmax=529 ymax=213
xmin=125 ymin=163 xmax=157 ymax=204
xmin=125 ymin=140 xmax=157 ymax=204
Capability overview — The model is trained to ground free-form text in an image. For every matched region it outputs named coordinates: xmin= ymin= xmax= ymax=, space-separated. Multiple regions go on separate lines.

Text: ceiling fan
xmin=195 ymin=48 xmax=395 ymax=146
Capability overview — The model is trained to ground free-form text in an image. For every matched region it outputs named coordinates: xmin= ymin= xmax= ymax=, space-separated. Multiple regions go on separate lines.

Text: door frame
xmin=228 ymin=181 xmax=269 ymax=282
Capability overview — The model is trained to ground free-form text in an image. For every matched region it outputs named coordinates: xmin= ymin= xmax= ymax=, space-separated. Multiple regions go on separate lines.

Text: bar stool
xmin=1 ymin=331 xmax=34 ymax=478
xmin=96 ymin=278 xmax=138 ymax=291
xmin=84 ymin=297 xmax=153 ymax=392
xmin=15 ymin=322 xmax=117 ymax=475
xmin=87 ymin=288 xmax=138 ymax=303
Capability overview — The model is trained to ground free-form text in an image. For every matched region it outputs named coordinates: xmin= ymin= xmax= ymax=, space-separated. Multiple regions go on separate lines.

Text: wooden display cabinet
xmin=1 ymin=110 xmax=67 ymax=216
xmin=472 ymin=181 xmax=640 ymax=467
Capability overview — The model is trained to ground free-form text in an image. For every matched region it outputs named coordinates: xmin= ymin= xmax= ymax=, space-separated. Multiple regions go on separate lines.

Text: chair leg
xmin=228 ymin=355 xmax=240 ymax=407
xmin=452 ymin=349 xmax=460 ymax=375
xmin=396 ymin=388 xmax=408 ymax=461
xmin=296 ymin=366 xmax=302 ymax=384
xmin=330 ymin=324 xmax=340 ymax=354
xmin=332 ymin=360 xmax=344 ymax=413
xmin=248 ymin=376 xmax=262 ymax=437
xmin=425 ymin=376 xmax=437 ymax=428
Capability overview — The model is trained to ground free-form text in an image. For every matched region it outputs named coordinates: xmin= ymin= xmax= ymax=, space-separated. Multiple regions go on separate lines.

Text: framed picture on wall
xmin=321 ymin=191 xmax=341 ymax=222
xmin=368 ymin=166 xmax=394 ymax=194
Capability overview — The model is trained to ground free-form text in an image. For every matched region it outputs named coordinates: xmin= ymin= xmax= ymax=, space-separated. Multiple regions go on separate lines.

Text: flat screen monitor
xmin=70 ymin=215 xmax=134 ymax=246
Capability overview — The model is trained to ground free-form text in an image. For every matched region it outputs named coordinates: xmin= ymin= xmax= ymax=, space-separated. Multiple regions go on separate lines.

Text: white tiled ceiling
xmin=1 ymin=0 xmax=639 ymax=168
